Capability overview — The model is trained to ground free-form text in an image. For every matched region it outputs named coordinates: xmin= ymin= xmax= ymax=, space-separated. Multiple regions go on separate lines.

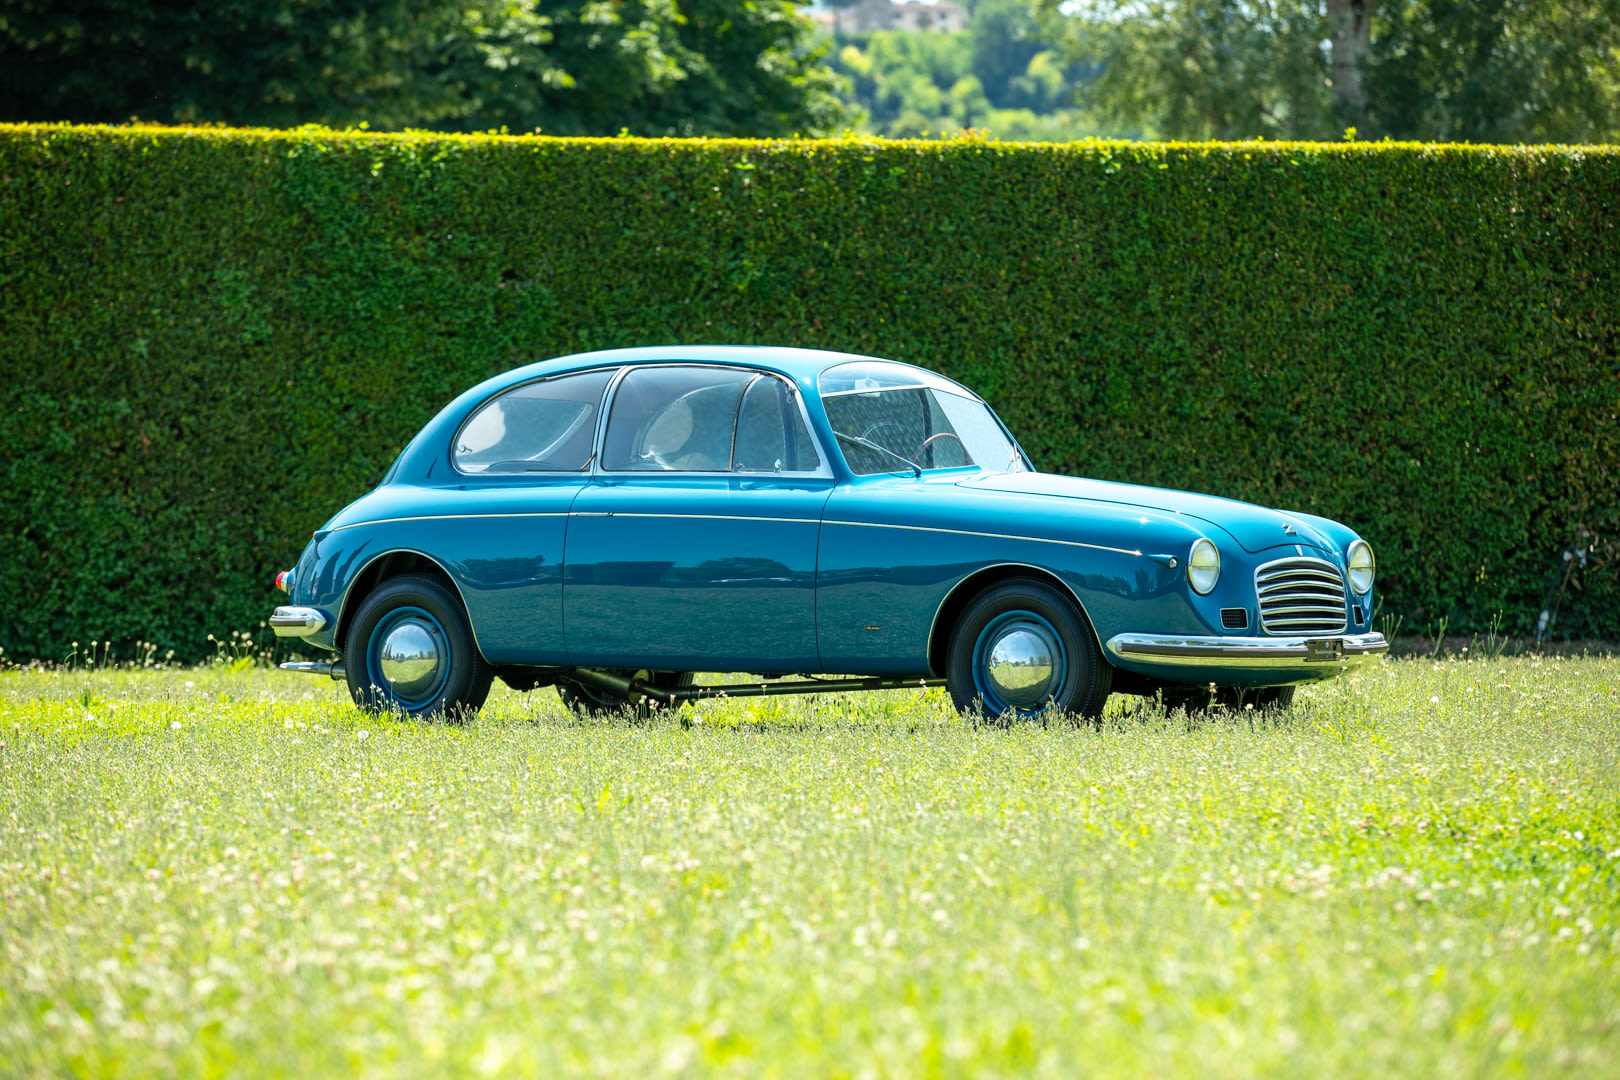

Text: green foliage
xmin=827 ymin=0 xmax=1101 ymax=140
xmin=453 ymin=0 xmax=850 ymax=137
xmin=1053 ymin=0 xmax=1336 ymax=140
xmin=0 ymin=0 xmax=848 ymax=137
xmin=1048 ymin=0 xmax=1620 ymax=142
xmin=0 ymin=124 xmax=1615 ymax=662
xmin=2 ymin=657 xmax=1618 ymax=1072
xmin=0 ymin=0 xmax=489 ymax=129
xmin=1366 ymin=1 xmax=1620 ymax=143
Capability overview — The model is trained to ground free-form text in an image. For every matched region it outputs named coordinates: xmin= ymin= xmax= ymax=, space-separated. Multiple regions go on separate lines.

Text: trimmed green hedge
xmin=1 ymin=124 xmax=1615 ymax=662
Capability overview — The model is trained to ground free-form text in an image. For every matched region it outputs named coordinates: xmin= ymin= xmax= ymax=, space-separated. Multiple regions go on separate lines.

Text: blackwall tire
xmin=343 ymin=574 xmax=493 ymax=722
xmin=946 ymin=578 xmax=1111 ymax=724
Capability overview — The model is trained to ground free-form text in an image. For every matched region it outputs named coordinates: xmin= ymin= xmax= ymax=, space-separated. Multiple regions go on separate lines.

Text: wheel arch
xmin=926 ymin=562 xmax=1107 ymax=678
xmin=335 ymin=549 xmax=485 ymax=659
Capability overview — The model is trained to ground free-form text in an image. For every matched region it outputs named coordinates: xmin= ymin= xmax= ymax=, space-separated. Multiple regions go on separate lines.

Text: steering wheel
xmin=915 ymin=431 xmax=967 ymax=468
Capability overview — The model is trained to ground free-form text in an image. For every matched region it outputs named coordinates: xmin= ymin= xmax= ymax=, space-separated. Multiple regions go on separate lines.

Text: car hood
xmin=960 ymin=472 xmax=1337 ymax=554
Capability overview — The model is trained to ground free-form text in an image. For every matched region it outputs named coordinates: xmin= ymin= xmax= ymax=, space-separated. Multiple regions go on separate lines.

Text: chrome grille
xmin=1254 ymin=557 xmax=1347 ymax=635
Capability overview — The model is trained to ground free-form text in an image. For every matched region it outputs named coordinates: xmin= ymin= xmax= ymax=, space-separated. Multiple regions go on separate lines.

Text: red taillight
xmin=275 ymin=570 xmax=291 ymax=593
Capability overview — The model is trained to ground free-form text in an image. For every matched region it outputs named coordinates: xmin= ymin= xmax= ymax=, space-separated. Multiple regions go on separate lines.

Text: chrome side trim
xmin=333 ymin=514 xmax=1139 ymax=550
xmin=269 ymin=607 xmax=328 ymax=637
xmin=825 ymin=518 xmax=1143 ymax=558
xmin=582 ymin=513 xmax=821 ymax=525
xmin=329 ymin=512 xmax=570 ymax=534
xmin=1105 ymin=632 xmax=1388 ymax=671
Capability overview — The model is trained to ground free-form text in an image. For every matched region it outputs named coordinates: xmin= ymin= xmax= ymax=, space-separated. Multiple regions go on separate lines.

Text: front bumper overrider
xmin=1105 ymin=632 xmax=1388 ymax=672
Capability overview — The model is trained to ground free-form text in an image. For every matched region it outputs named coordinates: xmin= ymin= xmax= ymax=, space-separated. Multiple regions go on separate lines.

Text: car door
xmin=441 ymin=366 xmax=616 ymax=666
xmin=563 ymin=365 xmax=832 ymax=671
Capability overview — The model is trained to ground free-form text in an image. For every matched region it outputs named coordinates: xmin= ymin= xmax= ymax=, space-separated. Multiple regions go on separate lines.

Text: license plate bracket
xmin=1305 ymin=638 xmax=1346 ymax=662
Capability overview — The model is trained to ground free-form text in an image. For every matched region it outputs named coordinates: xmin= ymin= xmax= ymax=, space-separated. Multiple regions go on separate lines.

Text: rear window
xmin=454 ymin=369 xmax=615 ymax=473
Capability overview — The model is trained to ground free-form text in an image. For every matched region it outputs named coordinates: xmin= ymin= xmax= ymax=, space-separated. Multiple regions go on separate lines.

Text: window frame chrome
xmin=817 ymin=360 xmax=983 ymax=402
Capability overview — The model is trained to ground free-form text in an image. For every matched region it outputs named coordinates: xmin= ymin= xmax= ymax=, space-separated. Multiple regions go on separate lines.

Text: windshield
xmin=819 ymin=362 xmax=1026 ymax=476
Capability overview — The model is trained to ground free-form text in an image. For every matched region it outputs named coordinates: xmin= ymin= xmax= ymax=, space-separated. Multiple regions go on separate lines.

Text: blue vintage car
xmin=270 ymin=346 xmax=1386 ymax=720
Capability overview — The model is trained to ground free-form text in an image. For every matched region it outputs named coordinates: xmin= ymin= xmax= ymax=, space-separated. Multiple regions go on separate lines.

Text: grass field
xmin=2 ymin=654 xmax=1616 ymax=1077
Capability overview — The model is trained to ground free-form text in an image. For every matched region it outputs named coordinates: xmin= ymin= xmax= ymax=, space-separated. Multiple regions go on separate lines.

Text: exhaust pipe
xmin=567 ymin=668 xmax=678 ymax=704
xmin=280 ymin=660 xmax=346 ymax=680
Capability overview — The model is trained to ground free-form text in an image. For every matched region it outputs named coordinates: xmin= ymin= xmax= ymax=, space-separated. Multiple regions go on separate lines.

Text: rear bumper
xmin=1105 ymin=632 xmax=1388 ymax=672
xmin=269 ymin=606 xmax=328 ymax=637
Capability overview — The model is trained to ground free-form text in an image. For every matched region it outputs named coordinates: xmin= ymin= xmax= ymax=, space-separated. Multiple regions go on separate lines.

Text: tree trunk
xmin=1328 ymin=0 xmax=1374 ymax=125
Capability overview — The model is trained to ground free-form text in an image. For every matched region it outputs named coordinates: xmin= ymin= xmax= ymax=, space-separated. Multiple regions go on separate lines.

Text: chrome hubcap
xmin=377 ymin=620 xmax=445 ymax=701
xmin=973 ymin=611 xmax=1067 ymax=715
xmin=985 ymin=628 xmax=1056 ymax=706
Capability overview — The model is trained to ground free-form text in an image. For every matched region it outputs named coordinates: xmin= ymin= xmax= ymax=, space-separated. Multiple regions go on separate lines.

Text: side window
xmin=454 ymin=368 xmax=615 ymax=473
xmin=603 ymin=367 xmax=756 ymax=471
xmin=733 ymin=377 xmax=822 ymax=473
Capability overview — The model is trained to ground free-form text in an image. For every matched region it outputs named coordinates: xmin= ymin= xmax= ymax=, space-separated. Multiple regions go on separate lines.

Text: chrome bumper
xmin=269 ymin=606 xmax=328 ymax=638
xmin=1105 ymin=632 xmax=1388 ymax=671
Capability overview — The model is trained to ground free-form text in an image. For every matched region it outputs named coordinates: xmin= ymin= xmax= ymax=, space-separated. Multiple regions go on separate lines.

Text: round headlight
xmin=1347 ymin=540 xmax=1375 ymax=594
xmin=1187 ymin=538 xmax=1220 ymax=595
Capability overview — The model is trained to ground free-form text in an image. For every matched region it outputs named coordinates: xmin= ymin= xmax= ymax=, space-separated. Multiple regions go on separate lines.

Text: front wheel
xmin=344 ymin=574 xmax=493 ymax=721
xmin=946 ymin=579 xmax=1111 ymax=723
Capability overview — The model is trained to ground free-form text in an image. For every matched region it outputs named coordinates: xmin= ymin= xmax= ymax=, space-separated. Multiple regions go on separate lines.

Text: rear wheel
xmin=344 ymin=575 xmax=493 ymax=721
xmin=946 ymin=579 xmax=1111 ymax=723
xmin=558 ymin=670 xmax=694 ymax=718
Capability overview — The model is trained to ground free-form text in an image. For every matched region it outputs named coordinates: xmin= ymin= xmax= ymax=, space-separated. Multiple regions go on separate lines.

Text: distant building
xmin=833 ymin=0 xmax=968 ymax=35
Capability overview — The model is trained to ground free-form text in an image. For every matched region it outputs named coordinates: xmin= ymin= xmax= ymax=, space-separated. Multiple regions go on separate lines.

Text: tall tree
xmin=1044 ymin=0 xmax=1620 ymax=142
xmin=0 ymin=0 xmax=505 ymax=128
xmin=1365 ymin=1 xmax=1620 ymax=143
xmin=1050 ymin=1 xmax=1339 ymax=139
xmin=0 ymin=0 xmax=848 ymax=136
xmin=456 ymin=0 xmax=849 ymax=137
xmin=969 ymin=0 xmax=1049 ymax=110
xmin=1328 ymin=0 xmax=1374 ymax=125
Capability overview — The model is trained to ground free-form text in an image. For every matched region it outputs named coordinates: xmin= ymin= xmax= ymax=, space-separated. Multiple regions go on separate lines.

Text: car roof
xmin=489 ymin=345 xmax=948 ymax=391
xmin=384 ymin=345 xmax=989 ymax=485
